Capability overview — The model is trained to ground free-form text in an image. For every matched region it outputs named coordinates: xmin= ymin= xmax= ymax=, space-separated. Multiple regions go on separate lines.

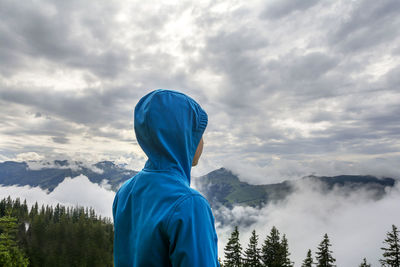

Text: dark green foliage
xmin=223 ymin=226 xmax=295 ymax=267
xmin=261 ymin=228 xmax=294 ymax=267
xmin=0 ymin=196 xmax=114 ymax=267
xmin=359 ymin=257 xmax=371 ymax=267
xmin=380 ymin=224 xmax=400 ymax=267
xmin=261 ymin=226 xmax=281 ymax=266
xmin=0 ymin=208 xmax=29 ymax=267
xmin=315 ymin=233 xmax=336 ymax=267
xmin=302 ymin=249 xmax=313 ymax=267
xmin=224 ymin=226 xmax=242 ymax=267
xmin=243 ymin=229 xmax=261 ymax=267
xmin=219 ymin=257 xmax=224 ymax=267
xmin=281 ymin=234 xmax=293 ymax=267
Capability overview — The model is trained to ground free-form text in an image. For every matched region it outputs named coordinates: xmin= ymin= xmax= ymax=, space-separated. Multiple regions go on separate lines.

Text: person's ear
xmin=192 ymin=137 xmax=204 ymax=166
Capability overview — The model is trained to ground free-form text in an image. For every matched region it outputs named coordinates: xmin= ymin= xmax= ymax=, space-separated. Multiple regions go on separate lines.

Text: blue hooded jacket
xmin=113 ymin=89 xmax=220 ymax=266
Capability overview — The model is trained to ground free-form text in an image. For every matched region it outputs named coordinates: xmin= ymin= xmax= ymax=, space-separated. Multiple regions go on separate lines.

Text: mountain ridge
xmin=0 ymin=160 xmax=397 ymax=209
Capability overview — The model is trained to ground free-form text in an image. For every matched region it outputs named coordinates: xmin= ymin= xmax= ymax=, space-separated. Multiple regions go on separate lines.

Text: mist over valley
xmin=1 ymin=159 xmax=399 ymax=266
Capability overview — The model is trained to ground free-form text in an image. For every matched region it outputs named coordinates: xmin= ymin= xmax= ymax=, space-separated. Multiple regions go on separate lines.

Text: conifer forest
xmin=0 ymin=197 xmax=113 ymax=267
xmin=0 ymin=196 xmax=399 ymax=266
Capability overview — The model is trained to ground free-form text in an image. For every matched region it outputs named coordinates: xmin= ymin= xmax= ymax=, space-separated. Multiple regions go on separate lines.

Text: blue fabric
xmin=113 ymin=89 xmax=220 ymax=267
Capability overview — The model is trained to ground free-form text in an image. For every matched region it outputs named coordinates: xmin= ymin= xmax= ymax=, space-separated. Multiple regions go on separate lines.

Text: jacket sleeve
xmin=166 ymin=194 xmax=220 ymax=267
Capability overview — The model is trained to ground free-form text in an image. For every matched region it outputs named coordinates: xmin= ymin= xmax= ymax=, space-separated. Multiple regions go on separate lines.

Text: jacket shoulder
xmin=165 ymin=189 xmax=212 ymax=227
xmin=187 ymin=187 xmax=209 ymax=202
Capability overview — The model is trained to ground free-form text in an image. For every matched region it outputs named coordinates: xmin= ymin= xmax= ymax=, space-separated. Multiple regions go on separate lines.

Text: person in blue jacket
xmin=112 ymin=89 xmax=220 ymax=266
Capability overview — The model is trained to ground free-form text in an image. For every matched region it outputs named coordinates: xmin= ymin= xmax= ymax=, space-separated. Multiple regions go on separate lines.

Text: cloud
xmin=1 ymin=0 xmax=400 ymax=185
xmin=0 ymin=169 xmax=398 ymax=266
xmin=15 ymin=152 xmax=45 ymax=162
xmin=329 ymin=0 xmax=400 ymax=53
xmin=0 ymin=0 xmax=130 ymax=78
xmin=52 ymin=136 xmax=69 ymax=144
xmin=0 ymin=174 xmax=115 ymax=219
xmin=260 ymin=0 xmax=319 ymax=20
xmin=219 ymin=154 xmax=400 ymax=186
xmin=215 ymin=179 xmax=400 ymax=266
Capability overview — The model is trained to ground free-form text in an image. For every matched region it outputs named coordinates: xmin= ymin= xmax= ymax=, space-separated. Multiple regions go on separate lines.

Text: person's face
xmin=192 ymin=137 xmax=204 ymax=167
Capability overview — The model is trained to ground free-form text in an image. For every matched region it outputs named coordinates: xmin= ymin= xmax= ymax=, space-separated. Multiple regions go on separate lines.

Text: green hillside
xmin=0 ymin=161 xmax=397 ymax=209
xmin=197 ymin=168 xmax=293 ymax=208
xmin=195 ymin=168 xmax=396 ymax=208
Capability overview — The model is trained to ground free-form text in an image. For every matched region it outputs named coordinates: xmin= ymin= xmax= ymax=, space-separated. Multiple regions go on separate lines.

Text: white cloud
xmin=0 ymin=175 xmax=115 ymax=219
xmin=218 ymin=154 xmax=400 ymax=185
xmin=15 ymin=152 xmax=44 ymax=162
xmin=1 ymin=173 xmax=399 ymax=266
xmin=215 ymin=179 xmax=400 ymax=266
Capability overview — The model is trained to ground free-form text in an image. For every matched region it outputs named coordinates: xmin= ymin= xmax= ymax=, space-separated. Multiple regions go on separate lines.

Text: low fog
xmin=215 ymin=179 xmax=400 ymax=266
xmin=1 ymin=175 xmax=399 ymax=266
xmin=0 ymin=175 xmax=115 ymax=218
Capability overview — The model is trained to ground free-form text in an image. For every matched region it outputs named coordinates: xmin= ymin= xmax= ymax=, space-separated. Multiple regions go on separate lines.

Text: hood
xmin=134 ymin=89 xmax=208 ymax=185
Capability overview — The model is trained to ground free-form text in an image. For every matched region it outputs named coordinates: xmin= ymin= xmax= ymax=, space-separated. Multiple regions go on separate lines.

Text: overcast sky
xmin=1 ymin=0 xmax=400 ymax=182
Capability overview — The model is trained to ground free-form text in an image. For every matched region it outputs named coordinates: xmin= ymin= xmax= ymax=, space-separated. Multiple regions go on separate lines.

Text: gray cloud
xmin=260 ymin=0 xmax=319 ymax=20
xmin=0 ymin=0 xmax=130 ymax=78
xmin=52 ymin=136 xmax=69 ymax=144
xmin=0 ymin=84 xmax=136 ymax=128
xmin=329 ymin=0 xmax=400 ymax=53
xmin=0 ymin=0 xmax=399 ymax=185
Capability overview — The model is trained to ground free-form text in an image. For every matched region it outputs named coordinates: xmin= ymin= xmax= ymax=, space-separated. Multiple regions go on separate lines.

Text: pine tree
xmin=380 ymin=224 xmax=400 ymax=267
xmin=261 ymin=226 xmax=282 ymax=267
xmin=302 ymin=249 xmax=313 ymax=267
xmin=0 ymin=197 xmax=114 ymax=266
xmin=359 ymin=257 xmax=371 ymax=267
xmin=0 ymin=211 xmax=29 ymax=267
xmin=243 ymin=229 xmax=261 ymax=267
xmin=224 ymin=226 xmax=243 ymax=267
xmin=315 ymin=233 xmax=336 ymax=267
xmin=281 ymin=234 xmax=293 ymax=267
xmin=219 ymin=257 xmax=224 ymax=267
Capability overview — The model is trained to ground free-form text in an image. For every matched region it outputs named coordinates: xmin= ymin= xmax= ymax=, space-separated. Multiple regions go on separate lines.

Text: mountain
xmin=0 ymin=161 xmax=397 ymax=209
xmin=0 ymin=160 xmax=137 ymax=192
xmin=193 ymin=167 xmax=293 ymax=208
xmin=194 ymin=168 xmax=396 ymax=208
